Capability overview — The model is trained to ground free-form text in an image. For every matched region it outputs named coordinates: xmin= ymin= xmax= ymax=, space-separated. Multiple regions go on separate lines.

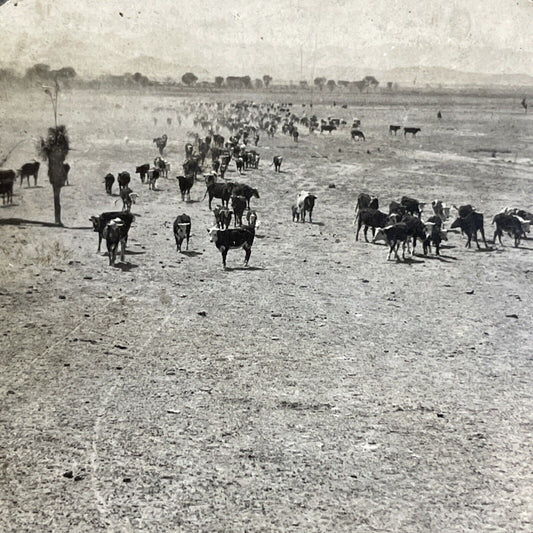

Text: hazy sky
xmin=1 ymin=0 xmax=533 ymax=80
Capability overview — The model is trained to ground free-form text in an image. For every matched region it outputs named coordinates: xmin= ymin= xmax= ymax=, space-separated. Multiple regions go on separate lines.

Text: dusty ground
xmin=1 ymin=89 xmax=533 ymax=532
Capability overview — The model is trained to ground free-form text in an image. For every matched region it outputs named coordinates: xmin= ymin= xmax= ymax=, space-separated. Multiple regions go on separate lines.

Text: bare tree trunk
xmin=53 ymin=184 xmax=62 ymax=226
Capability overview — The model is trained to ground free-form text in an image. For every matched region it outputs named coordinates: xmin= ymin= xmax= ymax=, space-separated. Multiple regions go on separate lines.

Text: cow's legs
xmin=243 ymin=244 xmax=252 ymax=266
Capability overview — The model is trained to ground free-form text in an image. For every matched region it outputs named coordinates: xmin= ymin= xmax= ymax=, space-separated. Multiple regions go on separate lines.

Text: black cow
xmin=320 ymin=124 xmax=336 ymax=133
xmin=177 ymin=175 xmax=194 ymax=202
xmin=296 ymin=192 xmax=317 ymax=223
xmin=389 ymin=125 xmax=401 ymax=135
xmin=492 ymin=213 xmax=522 ymax=247
xmin=401 ymin=196 xmax=422 ymax=218
xmin=147 ymin=168 xmax=159 ymax=190
xmin=204 ymin=182 xmax=234 ymax=210
xmin=389 ymin=201 xmax=407 ymax=219
xmin=173 ymin=214 xmax=191 ymax=252
xmin=102 ymin=215 xmax=133 ymax=266
xmin=18 ymin=161 xmax=40 ymax=187
xmin=231 ymin=184 xmax=260 ymax=209
xmin=136 ymin=164 xmax=150 ymax=184
xmin=231 ymin=195 xmax=247 ymax=226
xmin=351 ymin=129 xmax=365 ymax=141
xmin=117 ymin=171 xmax=131 ymax=191
xmin=118 ymin=187 xmax=138 ymax=213
xmin=271 ymin=155 xmax=283 ymax=172
xmin=374 ymin=223 xmax=409 ymax=260
xmin=90 ymin=211 xmax=134 ymax=254
xmin=423 ymin=216 xmax=447 ymax=256
xmin=355 ymin=208 xmax=390 ymax=242
xmin=208 ymin=226 xmax=255 ymax=269
xmin=104 ymin=173 xmax=115 ymax=195
xmin=354 ymin=193 xmax=378 ymax=219
xmin=153 ymin=134 xmax=168 ymax=155
xmin=0 ymin=169 xmax=16 ymax=204
xmin=401 ymin=214 xmax=427 ymax=253
xmin=404 ymin=127 xmax=421 ymax=137
xmin=450 ymin=212 xmax=488 ymax=249
xmin=213 ymin=205 xmax=233 ymax=229
xmin=183 ymin=157 xmax=201 ymax=178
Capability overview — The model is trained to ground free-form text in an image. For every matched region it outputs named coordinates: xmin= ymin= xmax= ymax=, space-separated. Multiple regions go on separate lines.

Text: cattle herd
xmin=2 ymin=99 xmax=532 ymax=268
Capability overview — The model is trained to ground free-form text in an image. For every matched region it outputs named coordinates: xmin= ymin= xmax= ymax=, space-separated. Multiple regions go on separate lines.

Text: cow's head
xmin=252 ymin=189 xmax=260 ymax=199
xmin=208 ymin=227 xmax=219 ymax=243
xmin=89 ymin=216 xmax=101 ymax=232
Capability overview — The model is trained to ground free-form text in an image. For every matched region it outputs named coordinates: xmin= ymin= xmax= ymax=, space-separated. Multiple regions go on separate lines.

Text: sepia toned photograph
xmin=1 ymin=1 xmax=532 ymax=531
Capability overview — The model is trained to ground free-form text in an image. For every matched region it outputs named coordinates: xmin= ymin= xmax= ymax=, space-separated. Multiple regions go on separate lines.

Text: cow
xmin=117 ymin=187 xmax=138 ymax=213
xmin=296 ymin=191 xmax=317 ymax=223
xmin=373 ymin=223 xmax=409 ymax=261
xmin=355 ymin=208 xmax=390 ymax=242
xmin=90 ymin=211 xmax=134 ymax=254
xmin=231 ymin=184 xmax=260 ymax=209
xmin=401 ymin=196 xmax=423 ymax=218
xmin=177 ymin=175 xmax=194 ymax=202
xmin=492 ymin=213 xmax=522 ymax=247
xmin=423 ymin=216 xmax=448 ymax=256
xmin=0 ymin=169 xmax=16 ymax=205
xmin=117 ymin=171 xmax=131 ymax=191
xmin=320 ymin=124 xmax=336 ymax=133
xmin=208 ymin=225 xmax=255 ymax=269
xmin=153 ymin=134 xmax=168 ymax=155
xmin=271 ymin=155 xmax=283 ymax=173
xmin=389 ymin=201 xmax=407 ymax=219
xmin=154 ymin=156 xmax=170 ymax=178
xmin=292 ymin=204 xmax=300 ymax=222
xmin=354 ymin=193 xmax=378 ymax=221
xmin=400 ymin=214 xmax=428 ymax=254
xmin=450 ymin=212 xmax=488 ymax=249
xmin=246 ymin=210 xmax=258 ymax=228
xmin=102 ymin=215 xmax=134 ymax=266
xmin=389 ymin=125 xmax=401 ymax=135
xmin=351 ymin=129 xmax=365 ymax=141
xmin=213 ymin=205 xmax=233 ymax=229
xmin=104 ymin=173 xmax=115 ymax=195
xmin=183 ymin=157 xmax=201 ymax=178
xmin=135 ymin=164 xmax=150 ymax=184
xmin=431 ymin=200 xmax=451 ymax=222
xmin=173 ymin=214 xmax=191 ymax=252
xmin=204 ymin=182 xmax=234 ymax=210
xmin=404 ymin=127 xmax=421 ymax=137
xmin=231 ymin=195 xmax=247 ymax=226
xmin=18 ymin=161 xmax=40 ymax=187
xmin=147 ymin=168 xmax=159 ymax=190
xmin=236 ymin=157 xmax=244 ymax=174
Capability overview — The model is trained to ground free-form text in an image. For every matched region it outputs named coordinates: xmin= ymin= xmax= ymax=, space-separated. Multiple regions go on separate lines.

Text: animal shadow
xmin=113 ymin=262 xmax=138 ymax=271
xmin=225 ymin=265 xmax=265 ymax=272
xmin=124 ymin=249 xmax=146 ymax=256
xmin=180 ymin=250 xmax=203 ymax=257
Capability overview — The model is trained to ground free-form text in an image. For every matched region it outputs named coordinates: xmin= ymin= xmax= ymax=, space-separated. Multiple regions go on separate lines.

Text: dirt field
xmin=1 ymin=88 xmax=532 ymax=532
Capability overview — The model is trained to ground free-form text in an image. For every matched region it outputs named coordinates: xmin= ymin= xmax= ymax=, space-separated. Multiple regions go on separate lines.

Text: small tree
xmin=314 ymin=77 xmax=326 ymax=91
xmin=181 ymin=72 xmax=198 ymax=86
xmin=326 ymin=79 xmax=336 ymax=92
xmin=255 ymin=78 xmax=263 ymax=89
xmin=214 ymin=76 xmax=224 ymax=88
xmin=241 ymin=76 xmax=252 ymax=89
xmin=363 ymin=75 xmax=379 ymax=92
xmin=299 ymin=80 xmax=308 ymax=89
xmin=38 ymin=81 xmax=69 ymax=225
xmin=262 ymin=75 xmax=272 ymax=88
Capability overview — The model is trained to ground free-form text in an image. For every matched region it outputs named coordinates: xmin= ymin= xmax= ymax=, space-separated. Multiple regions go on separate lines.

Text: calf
xmin=246 ymin=210 xmax=258 ymax=228
xmin=272 ymin=155 xmax=283 ymax=172
xmin=296 ymin=191 xmax=317 ymax=223
xmin=90 ymin=211 xmax=134 ymax=253
xmin=104 ymin=173 xmax=115 ymax=195
xmin=177 ymin=175 xmax=194 ymax=202
xmin=374 ymin=223 xmax=409 ymax=260
xmin=117 ymin=187 xmax=138 ymax=213
xmin=355 ymin=208 xmax=389 ymax=242
xmin=102 ymin=217 xmax=132 ymax=266
xmin=232 ymin=195 xmax=247 ymax=226
xmin=450 ymin=212 xmax=488 ymax=249
xmin=423 ymin=217 xmax=448 ymax=256
xmin=292 ymin=204 xmax=300 ymax=222
xmin=401 ymin=214 xmax=428 ymax=254
xmin=389 ymin=125 xmax=401 ymax=135
xmin=117 ymin=171 xmax=131 ymax=191
xmin=213 ymin=205 xmax=233 ymax=229
xmin=492 ymin=213 xmax=522 ymax=247
xmin=135 ymin=164 xmax=150 ymax=184
xmin=204 ymin=182 xmax=234 ymax=210
xmin=404 ymin=127 xmax=421 ymax=137
xmin=0 ymin=169 xmax=16 ymax=205
xmin=232 ymin=184 xmax=260 ymax=209
xmin=236 ymin=157 xmax=244 ymax=174
xmin=208 ymin=226 xmax=255 ymax=269
xmin=18 ymin=161 xmax=40 ymax=187
xmin=173 ymin=214 xmax=191 ymax=252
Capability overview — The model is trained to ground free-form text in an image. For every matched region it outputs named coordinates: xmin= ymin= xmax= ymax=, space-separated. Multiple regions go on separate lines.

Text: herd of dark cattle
xmin=1 ymin=99 xmax=531 ymax=267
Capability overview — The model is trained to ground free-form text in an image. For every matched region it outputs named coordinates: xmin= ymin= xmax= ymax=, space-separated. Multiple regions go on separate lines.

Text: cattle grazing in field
xmin=351 ymin=129 xmax=366 ymax=141
xmin=135 ymin=164 xmax=150 ymax=184
xmin=0 ymin=169 xmax=16 ymax=205
xmin=232 ymin=195 xmax=247 ymax=226
xmin=204 ymin=182 xmax=234 ymax=210
xmin=320 ymin=124 xmax=337 ymax=133
xmin=450 ymin=212 xmax=488 ymax=249
xmin=117 ymin=171 xmax=131 ymax=191
xmin=104 ymin=173 xmax=115 ymax=195
xmin=153 ymin=134 xmax=168 ymax=155
xmin=501 ymin=208 xmax=532 ymax=237
xmin=18 ymin=161 xmax=40 ymax=187
xmin=90 ymin=211 xmax=134 ymax=264
xmin=173 ymin=214 xmax=191 ymax=252
xmin=492 ymin=213 xmax=522 ymax=247
xmin=296 ymin=191 xmax=317 ymax=223
xmin=231 ymin=184 xmax=260 ymax=209
xmin=117 ymin=187 xmax=138 ymax=213
xmin=356 ymin=208 xmax=390 ymax=242
xmin=404 ymin=127 xmax=421 ymax=137
xmin=271 ymin=155 xmax=283 ymax=172
xmin=389 ymin=125 xmax=401 ymax=135
xmin=208 ymin=225 xmax=255 ymax=269
xmin=177 ymin=175 xmax=194 ymax=202
xmin=213 ymin=205 xmax=233 ymax=229
xmin=401 ymin=196 xmax=423 ymax=218
xmin=373 ymin=223 xmax=409 ymax=261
